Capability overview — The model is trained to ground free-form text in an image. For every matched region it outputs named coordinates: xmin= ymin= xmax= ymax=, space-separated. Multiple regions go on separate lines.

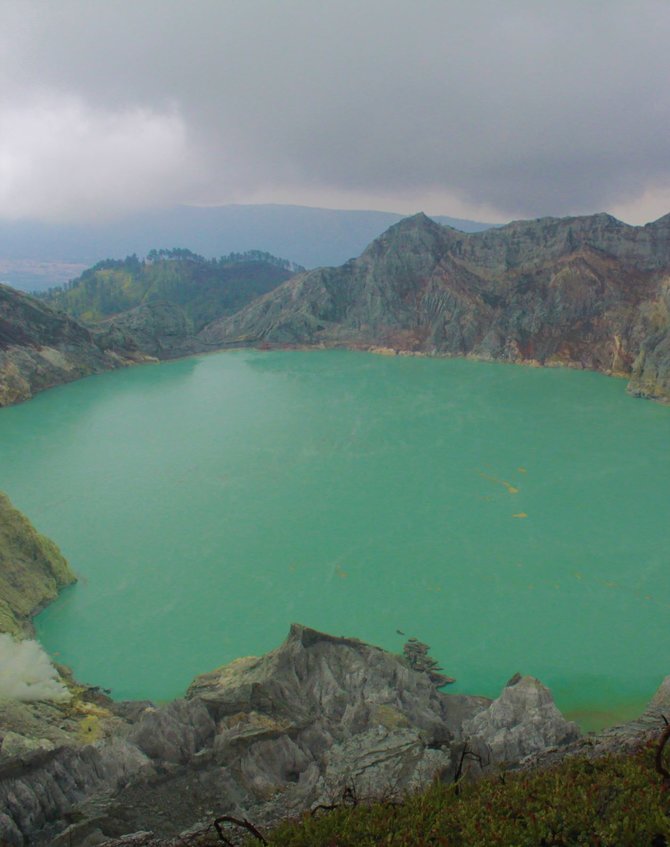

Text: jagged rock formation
xmin=204 ymin=211 xmax=670 ymax=401
xmin=0 ymin=492 xmax=75 ymax=636
xmin=0 ymin=624 xmax=582 ymax=846
xmin=462 ymin=673 xmax=580 ymax=763
xmin=522 ymin=674 xmax=670 ymax=773
xmin=0 ymin=284 xmax=147 ymax=406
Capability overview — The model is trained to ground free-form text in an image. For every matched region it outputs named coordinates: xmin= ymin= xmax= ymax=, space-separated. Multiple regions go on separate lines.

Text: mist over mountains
xmin=0 ymin=204 xmax=491 ymax=291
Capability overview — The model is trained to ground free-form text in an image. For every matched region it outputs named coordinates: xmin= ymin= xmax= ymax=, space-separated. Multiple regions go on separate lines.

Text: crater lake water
xmin=1 ymin=350 xmax=669 ymax=729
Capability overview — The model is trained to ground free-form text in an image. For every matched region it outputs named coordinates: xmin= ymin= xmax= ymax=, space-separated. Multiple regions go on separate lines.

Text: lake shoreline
xmin=2 ymin=350 xmax=663 ymax=728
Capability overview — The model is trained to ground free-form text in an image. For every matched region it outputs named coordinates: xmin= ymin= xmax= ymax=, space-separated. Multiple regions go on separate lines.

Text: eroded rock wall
xmin=204 ymin=213 xmax=670 ymax=401
xmin=0 ymin=625 xmax=583 ymax=846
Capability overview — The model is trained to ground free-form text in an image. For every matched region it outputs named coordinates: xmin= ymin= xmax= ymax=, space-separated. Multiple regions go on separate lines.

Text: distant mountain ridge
xmin=0 ymin=204 xmax=492 ymax=291
xmin=204 ymin=211 xmax=670 ymax=401
xmin=3 ymin=210 xmax=670 ymax=405
xmin=42 ymin=249 xmax=297 ymax=360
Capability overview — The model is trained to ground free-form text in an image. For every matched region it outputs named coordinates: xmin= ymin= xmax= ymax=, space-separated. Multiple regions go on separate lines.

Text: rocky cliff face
xmin=0 ymin=624 xmax=583 ymax=846
xmin=0 ymin=285 xmax=147 ymax=406
xmin=203 ymin=212 xmax=670 ymax=401
xmin=95 ymin=302 xmax=201 ymax=360
xmin=3 ymin=211 xmax=670 ymax=405
xmin=0 ymin=492 xmax=75 ymax=636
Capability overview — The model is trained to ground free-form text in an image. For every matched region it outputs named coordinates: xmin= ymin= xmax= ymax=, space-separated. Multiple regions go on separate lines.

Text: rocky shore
xmin=1 ymin=622 xmax=668 ymax=847
xmin=0 ymin=284 xmax=150 ymax=406
xmin=0 ymin=623 xmax=585 ymax=846
xmin=0 ymin=500 xmax=667 ymax=845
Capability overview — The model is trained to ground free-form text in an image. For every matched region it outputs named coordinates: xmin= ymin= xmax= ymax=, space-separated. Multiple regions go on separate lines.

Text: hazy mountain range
xmin=0 ymin=204 xmax=492 ymax=292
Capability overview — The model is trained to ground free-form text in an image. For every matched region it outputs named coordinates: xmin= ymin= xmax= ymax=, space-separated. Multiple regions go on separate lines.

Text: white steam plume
xmin=0 ymin=634 xmax=71 ymax=701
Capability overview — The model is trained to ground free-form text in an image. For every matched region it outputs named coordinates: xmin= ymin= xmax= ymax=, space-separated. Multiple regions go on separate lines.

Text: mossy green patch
xmin=0 ymin=492 xmax=76 ymax=636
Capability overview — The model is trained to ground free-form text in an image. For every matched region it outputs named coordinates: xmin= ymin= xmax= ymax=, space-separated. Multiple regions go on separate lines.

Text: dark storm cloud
xmin=1 ymin=0 xmax=670 ymax=222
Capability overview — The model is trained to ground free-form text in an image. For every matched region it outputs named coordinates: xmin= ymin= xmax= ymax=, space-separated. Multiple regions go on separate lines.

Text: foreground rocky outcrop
xmin=0 ymin=285 xmax=148 ymax=406
xmin=0 ymin=624 xmax=583 ymax=846
xmin=0 ymin=492 xmax=75 ymax=636
xmin=204 ymin=211 xmax=670 ymax=401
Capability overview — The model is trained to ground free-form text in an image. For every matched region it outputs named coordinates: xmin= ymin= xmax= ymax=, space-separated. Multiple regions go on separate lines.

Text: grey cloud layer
xmin=1 ymin=0 xmax=669 ymax=221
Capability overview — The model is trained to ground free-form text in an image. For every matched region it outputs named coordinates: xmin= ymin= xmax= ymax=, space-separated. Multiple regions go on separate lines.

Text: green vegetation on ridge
xmin=44 ymin=249 xmax=303 ymax=330
xmin=0 ymin=492 xmax=75 ymax=636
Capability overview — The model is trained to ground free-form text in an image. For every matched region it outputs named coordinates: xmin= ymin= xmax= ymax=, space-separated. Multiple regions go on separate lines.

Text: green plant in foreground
xmin=248 ymin=744 xmax=670 ymax=847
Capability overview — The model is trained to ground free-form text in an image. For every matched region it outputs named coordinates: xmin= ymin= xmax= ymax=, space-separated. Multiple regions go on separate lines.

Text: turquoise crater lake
xmin=1 ymin=350 xmax=669 ymax=727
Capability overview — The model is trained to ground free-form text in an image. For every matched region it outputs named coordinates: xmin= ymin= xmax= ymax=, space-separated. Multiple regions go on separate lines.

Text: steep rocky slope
xmin=0 ymin=624 xmax=583 ymax=846
xmin=0 ymin=284 xmax=147 ymax=406
xmin=0 ymin=492 xmax=75 ymax=636
xmin=204 ymin=212 xmax=670 ymax=400
xmin=3 ymin=624 xmax=670 ymax=846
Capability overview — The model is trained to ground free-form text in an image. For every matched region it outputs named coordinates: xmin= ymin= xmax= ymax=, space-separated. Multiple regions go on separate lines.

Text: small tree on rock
xmin=403 ymin=638 xmax=454 ymax=688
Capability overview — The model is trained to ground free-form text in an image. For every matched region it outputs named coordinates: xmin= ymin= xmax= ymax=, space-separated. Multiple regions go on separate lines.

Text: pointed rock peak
xmin=362 ymin=211 xmax=458 ymax=259
xmin=388 ymin=212 xmax=441 ymax=233
xmin=505 ymin=672 xmax=522 ymax=687
xmin=406 ymin=211 xmax=434 ymax=223
xmin=287 ymin=622 xmax=321 ymax=646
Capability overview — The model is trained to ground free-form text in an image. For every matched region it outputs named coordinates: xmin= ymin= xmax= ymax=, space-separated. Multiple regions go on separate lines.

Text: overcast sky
xmin=1 ymin=0 xmax=670 ymax=225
